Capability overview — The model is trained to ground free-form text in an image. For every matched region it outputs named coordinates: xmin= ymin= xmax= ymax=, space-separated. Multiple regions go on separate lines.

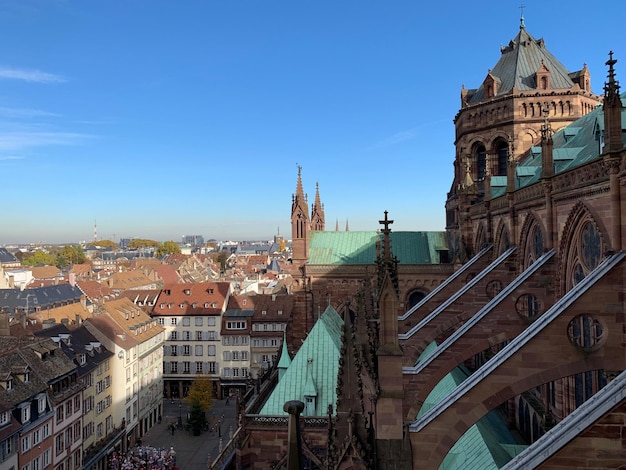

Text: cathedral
xmin=215 ymin=17 xmax=626 ymax=470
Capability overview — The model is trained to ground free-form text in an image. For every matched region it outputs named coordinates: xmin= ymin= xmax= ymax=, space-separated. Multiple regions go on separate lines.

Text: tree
xmin=214 ymin=250 xmax=229 ymax=272
xmin=55 ymin=245 xmax=86 ymax=269
xmin=86 ymin=239 xmax=117 ymax=249
xmin=127 ymin=238 xmax=160 ymax=249
xmin=185 ymin=377 xmax=213 ymax=435
xmin=156 ymin=241 xmax=181 ymax=258
xmin=21 ymin=250 xmax=55 ymax=267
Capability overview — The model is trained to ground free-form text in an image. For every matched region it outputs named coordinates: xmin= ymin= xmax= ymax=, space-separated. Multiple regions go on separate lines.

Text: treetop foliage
xmin=127 ymin=239 xmax=160 ymax=249
xmin=156 ymin=241 xmax=181 ymax=257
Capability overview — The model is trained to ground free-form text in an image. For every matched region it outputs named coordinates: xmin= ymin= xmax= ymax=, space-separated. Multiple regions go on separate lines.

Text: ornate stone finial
xmin=541 ymin=102 xmax=553 ymax=140
xmin=379 ymin=211 xmax=393 ymax=233
xmin=508 ymin=136 xmax=515 ymax=163
xmin=604 ymin=51 xmax=620 ymax=99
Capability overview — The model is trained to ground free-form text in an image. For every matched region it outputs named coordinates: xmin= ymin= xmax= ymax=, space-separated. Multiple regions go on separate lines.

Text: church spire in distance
xmin=291 ymin=165 xmax=310 ymax=264
xmin=311 ymin=181 xmax=325 ymax=231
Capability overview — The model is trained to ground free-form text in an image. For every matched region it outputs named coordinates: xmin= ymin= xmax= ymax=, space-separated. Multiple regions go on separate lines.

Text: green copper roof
xmin=308 ymin=231 xmax=447 ymax=265
xmin=277 ymin=333 xmax=291 ymax=369
xmin=259 ymin=304 xmax=343 ymax=416
xmin=489 ymin=93 xmax=626 ymax=199
xmin=416 ymin=343 xmax=526 ymax=469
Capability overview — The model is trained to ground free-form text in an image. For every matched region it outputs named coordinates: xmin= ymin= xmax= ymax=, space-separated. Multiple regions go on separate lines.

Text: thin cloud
xmin=0 ymin=131 xmax=95 ymax=151
xmin=0 ymin=155 xmax=24 ymax=161
xmin=0 ymin=106 xmax=61 ymax=118
xmin=367 ymin=127 xmax=421 ymax=150
xmin=367 ymin=119 xmax=449 ymax=151
xmin=0 ymin=67 xmax=66 ymax=83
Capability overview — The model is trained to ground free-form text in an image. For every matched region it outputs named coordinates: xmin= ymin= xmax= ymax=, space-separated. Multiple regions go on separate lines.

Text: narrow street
xmin=137 ymin=398 xmax=238 ymax=469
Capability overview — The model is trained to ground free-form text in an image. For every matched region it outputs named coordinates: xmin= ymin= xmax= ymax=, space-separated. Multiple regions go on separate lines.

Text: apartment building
xmin=151 ymin=282 xmax=231 ymax=399
xmin=9 ymin=335 xmax=85 ymax=470
xmin=226 ymin=293 xmax=293 ymax=382
xmin=220 ymin=307 xmax=253 ymax=398
xmin=35 ymin=324 xmax=115 ymax=470
xmin=0 ymin=337 xmax=56 ymax=470
xmin=84 ymin=298 xmax=164 ymax=449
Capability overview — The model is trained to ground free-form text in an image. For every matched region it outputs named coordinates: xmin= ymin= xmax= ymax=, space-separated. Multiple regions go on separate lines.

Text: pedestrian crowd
xmin=109 ymin=445 xmax=178 ymax=470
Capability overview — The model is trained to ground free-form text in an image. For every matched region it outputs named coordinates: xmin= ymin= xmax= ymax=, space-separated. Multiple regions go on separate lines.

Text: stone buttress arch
xmin=474 ymin=222 xmax=488 ymax=253
xmin=493 ymin=218 xmax=512 ymax=256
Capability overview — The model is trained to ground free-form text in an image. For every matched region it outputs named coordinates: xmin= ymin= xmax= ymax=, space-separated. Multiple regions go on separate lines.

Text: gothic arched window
xmin=524 ymin=222 xmax=544 ymax=269
xmin=568 ymin=220 xmax=603 ymax=289
xmin=475 ymin=145 xmax=487 ymax=182
xmin=496 ymin=141 xmax=509 ymax=176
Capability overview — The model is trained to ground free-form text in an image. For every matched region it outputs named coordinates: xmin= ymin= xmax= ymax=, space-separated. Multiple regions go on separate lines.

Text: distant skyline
xmin=1 ymin=1 xmax=624 ymax=245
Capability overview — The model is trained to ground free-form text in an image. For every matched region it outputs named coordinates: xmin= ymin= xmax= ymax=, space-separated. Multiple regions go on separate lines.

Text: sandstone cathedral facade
xmin=214 ymin=18 xmax=626 ymax=470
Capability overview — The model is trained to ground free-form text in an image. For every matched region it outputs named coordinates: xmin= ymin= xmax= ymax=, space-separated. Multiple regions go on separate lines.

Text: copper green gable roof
xmin=489 ymin=93 xmax=626 ymax=199
xmin=519 ymin=93 xmax=625 ymax=187
xmin=416 ymin=343 xmax=526 ymax=469
xmin=308 ymin=231 xmax=447 ymax=265
xmin=259 ymin=304 xmax=343 ymax=416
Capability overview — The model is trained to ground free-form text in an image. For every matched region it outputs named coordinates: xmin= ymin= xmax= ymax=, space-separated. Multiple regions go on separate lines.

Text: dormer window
xmin=262 ymin=310 xmax=267 ymax=315
xmin=179 ymin=303 xmax=185 ymax=309
xmin=79 ymin=354 xmax=87 ymax=365
xmin=208 ymin=288 xmax=214 ymax=294
xmin=212 ymin=302 xmax=217 ymax=308
xmin=278 ymin=310 xmax=283 ymax=315
xmin=165 ymin=289 xmax=171 ymax=295
xmin=6 ymin=379 xmax=12 ymax=391
xmin=20 ymin=403 xmax=30 ymax=423
xmin=184 ymin=289 xmax=191 ymax=295
xmin=37 ymin=394 xmax=46 ymax=413
xmin=0 ymin=410 xmax=9 ymax=426
xmin=242 ymin=299 xmax=247 ymax=306
xmin=23 ymin=372 xmax=29 ymax=383
xmin=160 ymin=303 xmax=165 ymax=309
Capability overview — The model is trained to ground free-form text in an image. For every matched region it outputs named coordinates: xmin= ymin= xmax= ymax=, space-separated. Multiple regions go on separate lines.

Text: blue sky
xmin=0 ymin=1 xmax=623 ymax=245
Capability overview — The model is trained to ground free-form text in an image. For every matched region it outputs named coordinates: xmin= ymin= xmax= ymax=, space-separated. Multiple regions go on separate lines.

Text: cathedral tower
xmin=291 ymin=167 xmax=325 ymax=264
xmin=291 ymin=166 xmax=310 ymax=264
xmin=446 ymin=17 xmax=603 ymax=258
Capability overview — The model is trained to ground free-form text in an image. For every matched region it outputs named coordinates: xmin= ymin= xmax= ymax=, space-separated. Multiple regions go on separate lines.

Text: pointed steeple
xmin=345 ymin=218 xmax=349 ymax=231
xmin=310 ymin=181 xmax=325 ymax=231
xmin=603 ymin=51 xmax=623 ymax=154
xmin=375 ymin=212 xmax=404 ymax=442
xmin=277 ymin=332 xmax=291 ymax=381
xmin=291 ymin=166 xmax=310 ymax=263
